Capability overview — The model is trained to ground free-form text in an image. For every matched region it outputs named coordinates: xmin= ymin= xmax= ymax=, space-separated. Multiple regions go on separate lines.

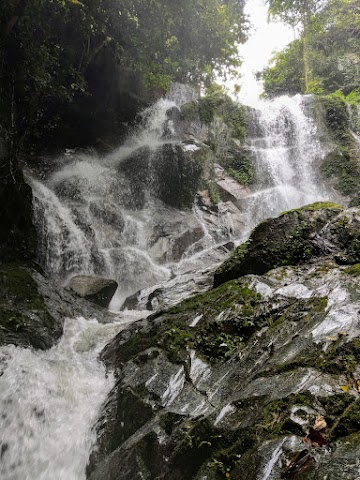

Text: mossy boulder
xmin=88 ymin=215 xmax=360 ymax=480
xmin=0 ymin=263 xmax=63 ymax=349
xmin=214 ymin=202 xmax=344 ymax=287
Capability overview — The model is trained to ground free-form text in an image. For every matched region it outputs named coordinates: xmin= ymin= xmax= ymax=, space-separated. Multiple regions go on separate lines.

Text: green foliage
xmin=260 ymin=40 xmax=305 ymax=98
xmin=0 ymin=0 xmax=248 ymax=153
xmin=316 ymin=92 xmax=360 ymax=198
xmin=261 ymin=0 xmax=360 ymax=97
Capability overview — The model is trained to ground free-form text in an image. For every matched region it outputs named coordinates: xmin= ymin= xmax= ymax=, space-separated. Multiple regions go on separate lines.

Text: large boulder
xmin=67 ymin=275 xmax=118 ymax=308
xmin=214 ymin=202 xmax=352 ymax=287
xmin=87 ymin=248 xmax=360 ymax=480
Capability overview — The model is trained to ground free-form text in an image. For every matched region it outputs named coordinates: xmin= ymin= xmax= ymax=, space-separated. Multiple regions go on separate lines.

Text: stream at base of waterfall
xmin=0 ymin=88 xmax=338 ymax=479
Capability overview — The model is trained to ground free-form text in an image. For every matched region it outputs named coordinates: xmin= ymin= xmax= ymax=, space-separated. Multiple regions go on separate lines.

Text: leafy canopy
xmin=0 ymin=0 xmax=248 ymax=150
xmin=261 ymin=0 xmax=360 ymax=97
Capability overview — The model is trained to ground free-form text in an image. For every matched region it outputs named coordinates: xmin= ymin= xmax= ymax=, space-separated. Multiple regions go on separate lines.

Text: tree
xmin=265 ymin=0 xmax=327 ymax=93
xmin=261 ymin=0 xmax=360 ymax=97
xmin=0 ymin=0 xmax=248 ymax=155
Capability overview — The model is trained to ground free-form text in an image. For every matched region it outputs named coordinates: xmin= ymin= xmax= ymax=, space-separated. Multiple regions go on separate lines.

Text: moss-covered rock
xmin=88 ymin=209 xmax=360 ymax=480
xmin=316 ymin=94 xmax=360 ymax=203
xmin=180 ymin=93 xmax=253 ymax=187
xmin=0 ymin=263 xmax=63 ymax=349
xmin=214 ymin=202 xmax=344 ymax=287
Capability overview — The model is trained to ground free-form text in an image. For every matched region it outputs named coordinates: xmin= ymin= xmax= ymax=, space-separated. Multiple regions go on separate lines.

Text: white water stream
xmin=244 ymin=95 xmax=334 ymax=229
xmin=0 ymin=316 xmax=137 ymax=480
xmin=0 ymin=86 xmax=337 ymax=479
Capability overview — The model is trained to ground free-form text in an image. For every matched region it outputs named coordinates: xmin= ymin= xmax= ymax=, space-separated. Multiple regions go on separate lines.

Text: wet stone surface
xmin=87 ymin=208 xmax=360 ymax=480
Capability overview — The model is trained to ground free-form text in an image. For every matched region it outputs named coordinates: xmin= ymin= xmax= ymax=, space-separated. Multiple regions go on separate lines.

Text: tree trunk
xmin=302 ymin=2 xmax=312 ymax=94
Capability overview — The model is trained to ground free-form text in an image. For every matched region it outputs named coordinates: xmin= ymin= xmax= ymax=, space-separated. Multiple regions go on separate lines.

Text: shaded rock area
xmin=0 ymin=264 xmax=118 ymax=350
xmin=0 ymin=263 xmax=63 ymax=349
xmin=0 ymin=159 xmax=37 ymax=263
xmin=67 ymin=275 xmax=118 ymax=308
xmin=87 ymin=205 xmax=360 ymax=480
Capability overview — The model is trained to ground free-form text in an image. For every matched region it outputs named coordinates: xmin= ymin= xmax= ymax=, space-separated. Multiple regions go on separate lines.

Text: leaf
xmin=308 ymin=427 xmax=327 ymax=446
xmin=341 ymin=385 xmax=350 ymax=392
xmin=68 ymin=0 xmax=83 ymax=5
xmin=313 ymin=416 xmax=327 ymax=431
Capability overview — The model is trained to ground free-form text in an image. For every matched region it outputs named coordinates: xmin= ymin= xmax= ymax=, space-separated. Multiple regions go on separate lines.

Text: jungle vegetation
xmin=261 ymin=0 xmax=360 ymax=97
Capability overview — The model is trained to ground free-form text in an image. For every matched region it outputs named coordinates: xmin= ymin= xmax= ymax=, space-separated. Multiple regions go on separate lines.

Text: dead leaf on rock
xmin=308 ymin=427 xmax=327 ymax=447
xmin=340 ymin=385 xmax=349 ymax=392
xmin=326 ymin=336 xmax=337 ymax=342
xmin=313 ymin=415 xmax=327 ymax=431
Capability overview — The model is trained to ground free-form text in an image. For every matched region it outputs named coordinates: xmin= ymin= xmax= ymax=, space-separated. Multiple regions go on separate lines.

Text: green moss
xmin=116 ymin=278 xmax=263 ymax=364
xmin=160 ymin=279 xmax=263 ymax=362
xmin=279 ymin=201 xmax=344 ymax=217
xmin=215 ymin=241 xmax=250 ymax=277
xmin=344 ymin=264 xmax=360 ymax=276
xmin=309 ymin=296 xmax=328 ymax=313
xmin=215 ymin=204 xmax=344 ymax=287
xmin=181 ymin=102 xmax=200 ymax=122
xmin=0 ymin=263 xmax=60 ymax=349
xmin=0 ymin=263 xmax=45 ymax=309
xmin=330 ymin=399 xmax=360 ymax=440
xmin=321 ymin=150 xmax=360 ymax=196
xmin=168 ymin=278 xmax=260 ymax=315
xmin=196 ymin=93 xmax=247 ymax=143
xmin=208 ymin=182 xmax=221 ymax=204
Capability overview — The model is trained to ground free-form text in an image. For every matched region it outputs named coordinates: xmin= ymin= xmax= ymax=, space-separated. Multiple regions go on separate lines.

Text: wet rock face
xmin=0 ymin=265 xmax=117 ymax=350
xmin=0 ymin=264 xmax=63 ymax=349
xmin=214 ymin=202 xmax=358 ymax=287
xmin=67 ymin=275 xmax=118 ymax=308
xmin=0 ymin=161 xmax=37 ymax=263
xmin=88 ymin=205 xmax=360 ymax=480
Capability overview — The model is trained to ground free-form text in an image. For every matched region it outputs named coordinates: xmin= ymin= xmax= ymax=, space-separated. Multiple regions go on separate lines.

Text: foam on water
xmin=0 ymin=317 xmax=127 ymax=480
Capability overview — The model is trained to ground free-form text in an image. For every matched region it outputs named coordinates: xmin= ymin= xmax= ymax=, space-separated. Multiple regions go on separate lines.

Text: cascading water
xmin=0 ymin=85 xmax=339 ymax=480
xmin=244 ymin=95 xmax=335 ymax=230
xmin=0 ymin=316 xmax=139 ymax=480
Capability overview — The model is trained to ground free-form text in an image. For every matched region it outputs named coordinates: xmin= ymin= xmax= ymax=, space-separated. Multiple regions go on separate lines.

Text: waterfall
xmin=244 ymin=95 xmax=335 ymax=230
xmin=1 ymin=89 xmax=339 ymax=480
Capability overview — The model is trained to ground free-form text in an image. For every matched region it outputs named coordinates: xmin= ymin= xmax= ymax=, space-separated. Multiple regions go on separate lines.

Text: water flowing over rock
xmin=1 ymin=89 xmax=350 ymax=480
xmin=87 ymin=206 xmax=360 ymax=480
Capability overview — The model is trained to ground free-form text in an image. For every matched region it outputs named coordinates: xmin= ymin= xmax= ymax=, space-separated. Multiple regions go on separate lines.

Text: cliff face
xmin=0 ymin=153 xmax=36 ymax=263
xmin=87 ymin=204 xmax=360 ymax=480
